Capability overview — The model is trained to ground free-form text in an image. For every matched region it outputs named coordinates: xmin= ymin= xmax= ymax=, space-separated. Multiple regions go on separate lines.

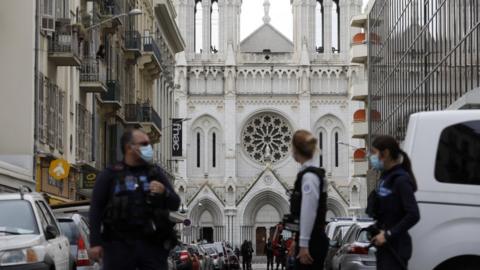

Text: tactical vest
xmin=103 ymin=163 xmax=155 ymax=232
xmin=289 ymin=167 xmax=328 ymax=234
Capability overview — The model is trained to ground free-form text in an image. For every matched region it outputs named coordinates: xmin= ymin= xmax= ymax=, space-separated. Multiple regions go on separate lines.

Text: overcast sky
xmin=240 ymin=0 xmax=369 ymax=41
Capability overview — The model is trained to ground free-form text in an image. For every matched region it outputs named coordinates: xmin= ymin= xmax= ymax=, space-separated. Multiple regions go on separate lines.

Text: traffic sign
xmin=183 ymin=219 xmax=191 ymax=226
xmin=49 ymin=159 xmax=70 ymax=180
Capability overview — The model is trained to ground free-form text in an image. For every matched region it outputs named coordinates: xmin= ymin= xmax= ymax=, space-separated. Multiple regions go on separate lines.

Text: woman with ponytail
xmin=367 ymin=135 xmax=420 ymax=270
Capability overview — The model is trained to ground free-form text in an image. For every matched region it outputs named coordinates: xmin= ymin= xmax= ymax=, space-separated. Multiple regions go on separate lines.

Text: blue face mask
xmin=369 ymin=154 xmax=384 ymax=171
xmin=139 ymin=145 xmax=154 ymax=163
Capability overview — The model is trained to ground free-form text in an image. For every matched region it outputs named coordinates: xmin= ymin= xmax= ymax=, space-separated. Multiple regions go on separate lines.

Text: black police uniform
xmin=290 ymin=167 xmax=329 ymax=270
xmin=89 ymin=161 xmax=180 ymax=270
xmin=366 ymin=164 xmax=420 ymax=270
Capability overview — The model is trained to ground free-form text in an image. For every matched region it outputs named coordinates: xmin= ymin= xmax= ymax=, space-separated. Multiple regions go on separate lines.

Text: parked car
xmin=56 ymin=213 xmax=101 ymax=270
xmin=325 ymin=217 xmax=372 ymax=240
xmin=325 ymin=222 xmax=353 ymax=270
xmin=404 ymin=111 xmax=480 ymax=270
xmin=330 ymin=222 xmax=375 ymax=270
xmin=0 ymin=189 xmax=70 ymax=269
xmin=191 ymin=244 xmax=214 ymax=270
xmin=173 ymin=243 xmax=195 ymax=270
xmin=201 ymin=244 xmax=225 ymax=270
xmin=51 ymin=200 xmax=90 ymax=222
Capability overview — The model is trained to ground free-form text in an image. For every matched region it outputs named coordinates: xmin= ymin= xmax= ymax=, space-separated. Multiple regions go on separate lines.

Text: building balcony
xmin=139 ymin=36 xmax=162 ymax=78
xmin=124 ymin=103 xmax=162 ymax=143
xmin=99 ymin=0 xmax=123 ymax=33
xmin=124 ymin=30 xmax=142 ymax=59
xmin=353 ymin=148 xmax=368 ymax=177
xmin=48 ymin=32 xmax=81 ymax=66
xmin=350 ymin=81 xmax=368 ymax=101
xmin=352 ymin=109 xmax=368 ymax=139
xmin=99 ymin=80 xmax=122 ymax=111
xmin=80 ymin=58 xmax=107 ymax=93
xmin=350 ymin=14 xmax=367 ymax=28
xmin=350 ymin=33 xmax=368 ymax=64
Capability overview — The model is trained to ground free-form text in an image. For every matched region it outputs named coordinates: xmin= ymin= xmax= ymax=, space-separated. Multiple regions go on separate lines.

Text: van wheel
xmin=435 ymin=256 xmax=480 ymax=270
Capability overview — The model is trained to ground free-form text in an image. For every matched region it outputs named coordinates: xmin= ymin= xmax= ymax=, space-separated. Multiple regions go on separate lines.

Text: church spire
xmin=263 ymin=0 xmax=271 ymax=24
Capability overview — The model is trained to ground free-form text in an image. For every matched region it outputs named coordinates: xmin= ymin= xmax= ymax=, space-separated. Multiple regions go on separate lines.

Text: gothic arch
xmin=313 ymin=114 xmax=347 ymax=175
xmin=327 ymin=197 xmax=348 ymax=218
xmin=189 ymin=197 xmax=224 ymax=226
xmin=241 ymin=190 xmax=289 ymax=226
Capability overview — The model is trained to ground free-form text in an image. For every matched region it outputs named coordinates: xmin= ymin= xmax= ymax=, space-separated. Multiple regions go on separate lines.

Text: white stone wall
xmin=173 ymin=0 xmax=365 ymax=248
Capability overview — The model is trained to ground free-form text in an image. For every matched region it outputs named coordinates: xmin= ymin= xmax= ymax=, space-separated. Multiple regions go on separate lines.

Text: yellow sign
xmin=48 ymin=159 xmax=70 ymax=180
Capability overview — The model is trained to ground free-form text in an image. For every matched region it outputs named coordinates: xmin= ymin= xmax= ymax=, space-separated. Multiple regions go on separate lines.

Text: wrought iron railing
xmin=142 ymin=36 xmax=162 ymax=64
xmin=80 ymin=58 xmax=106 ymax=83
xmin=368 ymin=0 xmax=480 ymax=141
xmin=48 ymin=31 xmax=80 ymax=56
xmin=102 ymin=80 xmax=122 ymax=103
xmin=124 ymin=103 xmax=162 ymax=131
xmin=125 ymin=30 xmax=141 ymax=51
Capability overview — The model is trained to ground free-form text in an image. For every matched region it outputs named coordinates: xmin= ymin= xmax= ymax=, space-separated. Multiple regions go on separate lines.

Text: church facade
xmin=172 ymin=0 xmax=366 ymax=252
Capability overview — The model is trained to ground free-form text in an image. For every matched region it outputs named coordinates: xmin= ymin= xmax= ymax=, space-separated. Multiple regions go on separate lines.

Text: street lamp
xmin=84 ymin=8 xmax=143 ymax=31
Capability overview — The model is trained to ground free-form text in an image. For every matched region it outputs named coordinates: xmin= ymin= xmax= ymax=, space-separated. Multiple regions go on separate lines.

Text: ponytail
xmin=399 ymin=150 xmax=418 ymax=192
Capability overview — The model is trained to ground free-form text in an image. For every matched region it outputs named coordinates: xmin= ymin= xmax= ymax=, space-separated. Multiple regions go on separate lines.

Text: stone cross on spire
xmin=263 ymin=0 xmax=271 ymax=24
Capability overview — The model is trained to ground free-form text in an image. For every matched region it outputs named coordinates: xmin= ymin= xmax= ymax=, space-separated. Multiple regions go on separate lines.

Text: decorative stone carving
xmin=242 ymin=113 xmax=293 ymax=165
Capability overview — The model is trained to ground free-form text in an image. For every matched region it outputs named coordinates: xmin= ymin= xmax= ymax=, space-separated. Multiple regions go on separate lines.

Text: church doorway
xmin=201 ymin=227 xmax=214 ymax=243
xmin=256 ymin=227 xmax=267 ymax=256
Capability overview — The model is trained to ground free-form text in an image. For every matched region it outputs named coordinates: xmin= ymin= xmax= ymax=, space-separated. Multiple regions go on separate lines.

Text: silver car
xmin=331 ymin=222 xmax=376 ymax=270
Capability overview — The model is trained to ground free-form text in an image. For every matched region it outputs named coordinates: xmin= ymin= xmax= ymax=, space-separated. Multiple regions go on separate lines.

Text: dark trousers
xmin=276 ymin=256 xmax=285 ymax=270
xmin=376 ymin=246 xmax=408 ymax=270
xmin=242 ymin=256 xmax=252 ymax=270
xmin=294 ymin=232 xmax=329 ymax=270
xmin=266 ymin=255 xmax=274 ymax=270
xmin=102 ymin=239 xmax=168 ymax=270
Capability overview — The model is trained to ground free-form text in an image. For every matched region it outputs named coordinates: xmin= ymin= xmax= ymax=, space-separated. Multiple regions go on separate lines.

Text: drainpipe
xmin=33 ymin=0 xmax=40 ymax=191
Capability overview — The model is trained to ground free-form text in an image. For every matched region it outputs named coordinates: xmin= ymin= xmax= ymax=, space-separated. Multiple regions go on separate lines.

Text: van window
xmin=435 ymin=120 xmax=480 ymax=185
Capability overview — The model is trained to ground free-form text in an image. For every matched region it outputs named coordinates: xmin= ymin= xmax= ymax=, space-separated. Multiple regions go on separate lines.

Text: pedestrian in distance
xmin=241 ymin=240 xmax=254 ymax=270
xmin=89 ymin=128 xmax=181 ymax=270
xmin=275 ymin=235 xmax=286 ymax=270
xmin=366 ymin=135 xmax=420 ymax=270
xmin=265 ymin=238 xmax=274 ymax=270
xmin=289 ymin=130 xmax=329 ymax=270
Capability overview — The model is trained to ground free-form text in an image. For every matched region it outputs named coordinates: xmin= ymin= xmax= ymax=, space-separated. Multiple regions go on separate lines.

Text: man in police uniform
xmin=89 ymin=128 xmax=180 ymax=270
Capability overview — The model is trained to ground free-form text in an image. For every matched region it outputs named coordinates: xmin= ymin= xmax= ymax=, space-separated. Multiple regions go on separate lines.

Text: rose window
xmin=242 ymin=113 xmax=293 ymax=164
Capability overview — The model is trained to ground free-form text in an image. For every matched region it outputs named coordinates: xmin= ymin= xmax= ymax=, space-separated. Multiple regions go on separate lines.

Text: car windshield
xmin=57 ymin=219 xmax=79 ymax=244
xmin=0 ymin=200 xmax=39 ymax=235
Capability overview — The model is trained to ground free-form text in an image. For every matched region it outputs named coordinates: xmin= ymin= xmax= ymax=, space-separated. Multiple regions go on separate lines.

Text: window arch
xmin=319 ymin=130 xmax=325 ymax=167
xmin=194 ymin=0 xmax=203 ymax=53
xmin=196 ymin=131 xmax=201 ymax=168
xmin=334 ymin=131 xmax=339 ymax=167
xmin=212 ymin=132 xmax=216 ymax=168
xmin=315 ymin=0 xmax=324 ymax=53
xmin=210 ymin=0 xmax=219 ymax=53
xmin=332 ymin=0 xmax=340 ymax=53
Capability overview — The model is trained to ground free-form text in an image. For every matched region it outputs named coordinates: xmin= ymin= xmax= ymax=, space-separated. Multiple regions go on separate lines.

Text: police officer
xmin=367 ymin=135 xmax=420 ymax=270
xmin=89 ymin=128 xmax=180 ymax=270
xmin=289 ymin=130 xmax=329 ymax=270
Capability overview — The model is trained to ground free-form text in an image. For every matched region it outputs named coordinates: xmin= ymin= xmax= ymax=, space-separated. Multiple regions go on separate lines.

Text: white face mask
xmin=139 ymin=144 xmax=154 ymax=163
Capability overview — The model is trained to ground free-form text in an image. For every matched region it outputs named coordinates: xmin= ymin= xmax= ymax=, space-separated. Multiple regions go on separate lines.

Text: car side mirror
xmin=45 ymin=225 xmax=59 ymax=240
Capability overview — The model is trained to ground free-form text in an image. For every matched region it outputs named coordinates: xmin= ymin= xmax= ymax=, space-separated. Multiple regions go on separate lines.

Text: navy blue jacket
xmin=89 ymin=162 xmax=180 ymax=247
xmin=374 ymin=165 xmax=420 ymax=241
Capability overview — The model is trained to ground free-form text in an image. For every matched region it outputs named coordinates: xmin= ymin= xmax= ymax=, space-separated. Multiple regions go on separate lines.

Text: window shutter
xmin=41 ymin=0 xmax=56 ymax=32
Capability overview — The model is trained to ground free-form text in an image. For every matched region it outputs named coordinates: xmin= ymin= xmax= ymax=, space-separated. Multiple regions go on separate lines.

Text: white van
xmin=403 ymin=110 xmax=480 ymax=270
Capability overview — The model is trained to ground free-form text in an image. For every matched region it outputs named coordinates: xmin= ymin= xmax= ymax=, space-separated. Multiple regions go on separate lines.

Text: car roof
xmin=0 ymin=192 xmax=46 ymax=202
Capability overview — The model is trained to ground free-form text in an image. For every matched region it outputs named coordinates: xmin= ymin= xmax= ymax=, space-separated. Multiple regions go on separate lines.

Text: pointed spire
xmin=263 ymin=0 xmax=271 ymax=24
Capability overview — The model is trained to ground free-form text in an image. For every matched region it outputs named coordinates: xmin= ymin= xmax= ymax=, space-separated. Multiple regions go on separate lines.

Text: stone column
xmin=299 ymin=67 xmax=311 ymax=129
xmin=224 ymin=67 xmax=237 ymax=182
xmin=174 ymin=63 xmax=188 ymax=180
xmin=202 ymin=0 xmax=212 ymax=57
xmin=323 ymin=0 xmax=333 ymax=54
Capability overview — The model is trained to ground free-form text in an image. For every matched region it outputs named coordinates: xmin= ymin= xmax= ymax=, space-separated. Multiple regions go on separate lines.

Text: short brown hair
xmin=292 ymin=130 xmax=318 ymax=159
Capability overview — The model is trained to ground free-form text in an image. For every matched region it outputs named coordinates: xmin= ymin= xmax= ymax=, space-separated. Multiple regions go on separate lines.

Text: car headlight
xmin=0 ymin=246 xmax=46 ymax=266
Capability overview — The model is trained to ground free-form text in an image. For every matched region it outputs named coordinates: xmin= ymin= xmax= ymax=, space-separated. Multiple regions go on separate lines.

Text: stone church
xmin=172 ymin=0 xmax=366 ymax=253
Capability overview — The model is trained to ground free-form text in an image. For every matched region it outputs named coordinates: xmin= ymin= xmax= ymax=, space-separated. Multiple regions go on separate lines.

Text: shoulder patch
xmin=303 ymin=183 xmax=312 ymax=194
